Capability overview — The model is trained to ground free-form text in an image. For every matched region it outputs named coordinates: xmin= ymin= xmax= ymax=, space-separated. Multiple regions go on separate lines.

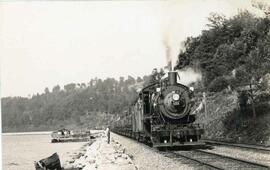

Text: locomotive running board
xmin=153 ymin=141 xmax=206 ymax=148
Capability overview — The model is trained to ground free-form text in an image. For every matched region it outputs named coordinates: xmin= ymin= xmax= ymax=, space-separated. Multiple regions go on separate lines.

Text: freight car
xmin=113 ymin=71 xmax=204 ymax=148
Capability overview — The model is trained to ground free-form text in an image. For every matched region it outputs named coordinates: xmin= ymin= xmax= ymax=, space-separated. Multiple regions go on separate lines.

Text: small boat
xmin=51 ymin=128 xmax=93 ymax=143
xmin=34 ymin=153 xmax=61 ymax=170
xmin=51 ymin=129 xmax=71 ymax=143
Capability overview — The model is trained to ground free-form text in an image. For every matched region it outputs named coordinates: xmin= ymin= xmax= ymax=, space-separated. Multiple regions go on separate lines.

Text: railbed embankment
xmin=63 ymin=132 xmax=137 ymax=170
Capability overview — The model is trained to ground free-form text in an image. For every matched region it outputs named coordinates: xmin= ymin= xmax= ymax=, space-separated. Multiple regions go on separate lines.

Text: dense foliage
xmin=178 ymin=8 xmax=270 ymax=144
xmin=176 ymin=11 xmax=270 ymax=92
xmin=2 ymin=76 xmax=145 ymax=132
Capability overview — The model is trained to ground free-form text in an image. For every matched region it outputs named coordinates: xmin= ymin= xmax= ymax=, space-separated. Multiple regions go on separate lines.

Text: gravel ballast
xmin=112 ymin=133 xmax=200 ymax=170
xmin=202 ymin=145 xmax=270 ymax=166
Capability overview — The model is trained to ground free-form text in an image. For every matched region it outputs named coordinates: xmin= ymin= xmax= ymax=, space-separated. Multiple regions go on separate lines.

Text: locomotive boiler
xmin=113 ymin=71 xmax=204 ymax=147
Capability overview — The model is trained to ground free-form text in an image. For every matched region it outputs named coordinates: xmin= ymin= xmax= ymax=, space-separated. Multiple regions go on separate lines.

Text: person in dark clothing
xmin=150 ymin=68 xmax=158 ymax=83
xmin=236 ymin=91 xmax=248 ymax=130
xmin=239 ymin=91 xmax=248 ymax=114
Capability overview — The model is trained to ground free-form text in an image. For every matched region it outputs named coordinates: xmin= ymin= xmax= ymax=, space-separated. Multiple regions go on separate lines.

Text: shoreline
xmin=2 ymin=130 xmax=104 ymax=136
xmin=2 ymin=131 xmax=52 ymax=136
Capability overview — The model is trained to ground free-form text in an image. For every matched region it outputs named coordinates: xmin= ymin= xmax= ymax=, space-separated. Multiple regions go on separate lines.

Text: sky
xmin=0 ymin=0 xmax=265 ymax=97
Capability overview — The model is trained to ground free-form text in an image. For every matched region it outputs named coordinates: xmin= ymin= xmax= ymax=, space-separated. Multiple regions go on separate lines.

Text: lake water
xmin=2 ymin=133 xmax=87 ymax=170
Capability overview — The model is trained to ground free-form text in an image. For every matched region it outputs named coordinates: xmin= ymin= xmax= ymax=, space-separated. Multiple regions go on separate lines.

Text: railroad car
xmin=113 ymin=71 xmax=204 ymax=147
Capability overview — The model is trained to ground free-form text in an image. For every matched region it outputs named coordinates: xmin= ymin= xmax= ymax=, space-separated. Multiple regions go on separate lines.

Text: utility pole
xmin=203 ymin=92 xmax=207 ymax=114
xmin=249 ymin=78 xmax=256 ymax=119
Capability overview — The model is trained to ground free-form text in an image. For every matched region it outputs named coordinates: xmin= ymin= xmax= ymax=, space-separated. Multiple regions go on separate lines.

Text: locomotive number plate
xmin=173 ymin=101 xmax=180 ymax=105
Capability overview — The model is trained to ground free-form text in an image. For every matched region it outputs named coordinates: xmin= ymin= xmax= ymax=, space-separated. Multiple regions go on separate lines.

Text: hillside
xmin=177 ymin=10 xmax=270 ymax=145
xmin=1 ymin=76 xmax=144 ymax=132
xmin=194 ymin=90 xmax=270 ymax=145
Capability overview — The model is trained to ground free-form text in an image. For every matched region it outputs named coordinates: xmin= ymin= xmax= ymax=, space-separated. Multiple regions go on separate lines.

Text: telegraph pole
xmin=249 ymin=78 xmax=256 ymax=119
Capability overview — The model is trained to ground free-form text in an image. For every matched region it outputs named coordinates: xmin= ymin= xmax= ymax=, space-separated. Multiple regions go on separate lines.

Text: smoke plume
xmin=176 ymin=67 xmax=202 ymax=86
xmin=163 ymin=37 xmax=172 ymax=71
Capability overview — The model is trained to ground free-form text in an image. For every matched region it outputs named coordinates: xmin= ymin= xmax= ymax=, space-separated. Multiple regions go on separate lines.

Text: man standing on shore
xmin=105 ymin=127 xmax=110 ymax=144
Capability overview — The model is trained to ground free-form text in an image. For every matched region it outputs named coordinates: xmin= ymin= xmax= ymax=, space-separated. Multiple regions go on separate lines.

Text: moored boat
xmin=51 ymin=128 xmax=93 ymax=143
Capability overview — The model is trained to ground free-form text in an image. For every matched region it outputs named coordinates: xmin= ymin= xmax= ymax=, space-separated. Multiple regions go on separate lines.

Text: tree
xmin=176 ymin=10 xmax=270 ymax=92
xmin=206 ymin=13 xmax=226 ymax=29
xmin=52 ymin=85 xmax=61 ymax=93
xmin=126 ymin=76 xmax=135 ymax=85
xmin=252 ymin=1 xmax=270 ymax=18
xmin=136 ymin=76 xmax=143 ymax=83
xmin=64 ymin=83 xmax=76 ymax=92
xmin=44 ymin=87 xmax=50 ymax=94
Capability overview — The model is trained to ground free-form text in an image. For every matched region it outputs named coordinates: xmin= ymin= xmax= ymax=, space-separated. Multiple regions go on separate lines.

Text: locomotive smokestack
xmin=168 ymin=71 xmax=177 ymax=85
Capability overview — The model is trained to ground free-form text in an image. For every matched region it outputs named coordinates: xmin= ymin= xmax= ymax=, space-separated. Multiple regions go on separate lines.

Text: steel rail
xmin=196 ymin=149 xmax=270 ymax=169
xmin=202 ymin=139 xmax=270 ymax=152
xmin=170 ymin=150 xmax=270 ymax=170
xmin=171 ymin=151 xmax=225 ymax=170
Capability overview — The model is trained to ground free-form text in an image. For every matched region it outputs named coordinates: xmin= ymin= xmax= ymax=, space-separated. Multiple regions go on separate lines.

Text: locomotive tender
xmin=113 ymin=71 xmax=204 ymax=147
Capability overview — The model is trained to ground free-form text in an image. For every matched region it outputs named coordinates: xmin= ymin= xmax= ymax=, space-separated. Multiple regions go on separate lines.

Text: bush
xmin=208 ymin=77 xmax=229 ymax=92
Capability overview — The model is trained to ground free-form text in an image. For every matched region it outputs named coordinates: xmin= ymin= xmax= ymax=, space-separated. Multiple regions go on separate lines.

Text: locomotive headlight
xmin=172 ymin=93 xmax=180 ymax=101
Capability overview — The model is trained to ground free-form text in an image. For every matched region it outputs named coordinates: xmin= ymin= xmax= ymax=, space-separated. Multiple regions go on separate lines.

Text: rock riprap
xmin=69 ymin=134 xmax=136 ymax=170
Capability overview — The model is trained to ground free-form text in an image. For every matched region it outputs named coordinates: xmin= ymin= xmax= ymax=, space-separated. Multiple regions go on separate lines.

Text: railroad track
xmin=167 ymin=149 xmax=270 ymax=170
xmin=202 ymin=139 xmax=270 ymax=152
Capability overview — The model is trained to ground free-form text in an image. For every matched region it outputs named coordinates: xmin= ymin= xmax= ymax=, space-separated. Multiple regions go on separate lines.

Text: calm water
xmin=2 ymin=133 xmax=86 ymax=170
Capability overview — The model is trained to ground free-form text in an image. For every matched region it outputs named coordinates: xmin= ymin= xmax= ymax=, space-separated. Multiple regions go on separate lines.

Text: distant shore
xmin=2 ymin=131 xmax=52 ymax=136
xmin=2 ymin=129 xmax=103 ymax=136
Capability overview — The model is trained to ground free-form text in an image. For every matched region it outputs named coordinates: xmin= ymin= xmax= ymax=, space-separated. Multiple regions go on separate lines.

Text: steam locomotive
xmin=112 ymin=71 xmax=204 ymax=147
